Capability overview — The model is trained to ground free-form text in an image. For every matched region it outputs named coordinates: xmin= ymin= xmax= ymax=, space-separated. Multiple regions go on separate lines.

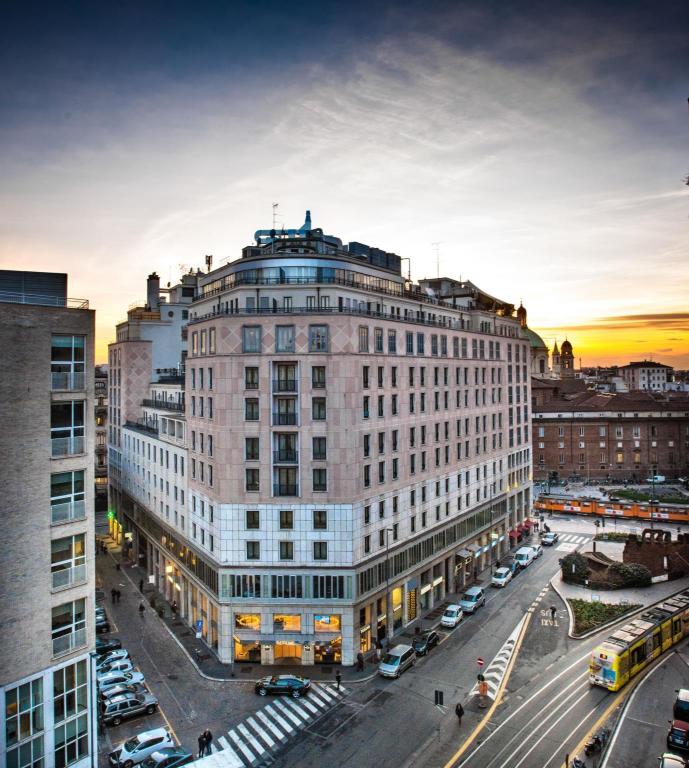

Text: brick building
xmin=532 ymin=379 xmax=689 ymax=482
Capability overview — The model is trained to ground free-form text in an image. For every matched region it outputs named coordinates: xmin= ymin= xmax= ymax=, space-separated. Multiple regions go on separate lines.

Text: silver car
xmin=99 ymin=671 xmax=146 ymax=693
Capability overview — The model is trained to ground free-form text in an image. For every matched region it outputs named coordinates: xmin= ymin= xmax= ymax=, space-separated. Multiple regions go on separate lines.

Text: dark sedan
xmin=141 ymin=747 xmax=194 ymax=768
xmin=412 ymin=631 xmax=440 ymax=656
xmin=255 ymin=675 xmax=311 ymax=698
xmin=95 ymin=616 xmax=111 ymax=634
xmin=96 ymin=637 xmax=122 ymax=656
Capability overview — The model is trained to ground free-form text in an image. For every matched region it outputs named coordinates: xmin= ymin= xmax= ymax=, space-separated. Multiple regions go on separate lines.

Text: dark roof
xmin=534 ymin=389 xmax=689 ymax=413
xmin=621 ymin=360 xmax=672 ymax=370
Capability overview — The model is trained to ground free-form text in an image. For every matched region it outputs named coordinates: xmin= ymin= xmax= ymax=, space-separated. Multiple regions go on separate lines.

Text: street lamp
xmin=385 ymin=527 xmax=394 ymax=645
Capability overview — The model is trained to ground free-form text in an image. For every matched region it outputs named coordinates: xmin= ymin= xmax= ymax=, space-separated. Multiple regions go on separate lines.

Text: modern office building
xmin=0 ymin=271 xmax=97 ymax=768
xmin=109 ymin=213 xmax=533 ymax=666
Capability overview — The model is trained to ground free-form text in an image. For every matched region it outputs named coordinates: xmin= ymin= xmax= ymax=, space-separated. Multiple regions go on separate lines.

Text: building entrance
xmin=274 ymin=641 xmax=302 ymax=664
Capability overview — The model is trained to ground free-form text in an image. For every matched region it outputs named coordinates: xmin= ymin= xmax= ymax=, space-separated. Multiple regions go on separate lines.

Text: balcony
xmin=52 ymin=627 xmax=87 ymax=657
xmin=142 ymin=398 xmax=185 ymax=412
xmin=273 ymin=450 xmax=299 ymax=464
xmin=51 ymin=371 xmax=85 ymax=391
xmin=124 ymin=419 xmax=159 ymax=437
xmin=273 ymin=413 xmax=298 ymax=426
xmin=273 ymin=483 xmax=299 ymax=496
xmin=51 ymin=436 xmax=85 ymax=457
xmin=51 ymin=499 xmax=86 ymax=525
xmin=272 ymin=379 xmax=297 ymax=393
xmin=51 ymin=564 xmax=87 ymax=591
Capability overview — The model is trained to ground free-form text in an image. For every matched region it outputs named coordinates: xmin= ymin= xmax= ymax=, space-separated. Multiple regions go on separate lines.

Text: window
xmin=246 ymin=541 xmax=260 ymax=560
xmin=309 ymin=325 xmax=329 ymax=352
xmin=279 ymin=541 xmax=294 ymax=560
xmin=374 ymin=328 xmax=384 ymax=352
xmin=364 ymin=464 xmax=371 ymax=487
xmin=312 ymin=397 xmax=326 ymax=420
xmin=245 ymin=366 xmax=259 ymax=389
xmin=313 ymin=468 xmax=327 ymax=491
xmin=363 ymin=396 xmax=370 ymax=419
xmin=313 ymin=542 xmax=328 ymax=560
xmin=359 ymin=326 xmax=369 ymax=353
xmin=53 ymin=660 xmax=87 ymax=724
xmin=274 ymin=614 xmax=301 ymax=632
xmin=364 ymin=505 xmax=371 ymax=524
xmin=209 ymin=328 xmax=216 ymax=354
xmin=246 ymin=510 xmax=260 ymax=529
xmin=406 ymin=332 xmax=414 ymax=355
xmin=276 ymin=325 xmax=295 ymax=352
xmin=51 ymin=599 xmax=86 ymax=656
xmin=313 ymin=510 xmax=328 ymax=529
xmin=51 ymin=335 xmax=85 ymax=390
xmin=50 ymin=471 xmax=85 ymax=524
xmin=388 ymin=330 xmax=397 ymax=354
xmin=245 ymin=437 xmax=259 ymax=460
xmin=363 ymin=366 xmax=370 ymax=389
xmin=5 ymin=677 xmax=44 ymax=765
xmin=312 ymin=436 xmax=327 ymax=460
xmin=50 ymin=401 xmax=85 ymax=456
xmin=245 ymin=398 xmax=259 ymax=420
xmin=245 ymin=469 xmax=259 ymax=492
xmin=242 ymin=326 xmax=261 ymax=353
xmin=312 ymin=366 xmax=326 ymax=388
xmin=51 ymin=535 xmax=86 ymax=590
xmin=279 ymin=510 xmax=293 ymax=529
xmin=364 ymin=535 xmax=371 ymax=554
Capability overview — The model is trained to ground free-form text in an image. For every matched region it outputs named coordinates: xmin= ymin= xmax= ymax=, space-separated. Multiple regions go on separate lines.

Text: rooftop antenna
xmin=272 ymin=202 xmax=279 ymax=229
xmin=432 ymin=242 xmax=442 ymax=279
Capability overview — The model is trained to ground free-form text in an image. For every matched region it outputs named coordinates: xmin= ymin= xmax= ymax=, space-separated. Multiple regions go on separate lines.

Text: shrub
xmin=560 ymin=552 xmax=590 ymax=585
xmin=569 ymin=598 xmax=641 ymax=634
xmin=608 ymin=562 xmax=652 ymax=587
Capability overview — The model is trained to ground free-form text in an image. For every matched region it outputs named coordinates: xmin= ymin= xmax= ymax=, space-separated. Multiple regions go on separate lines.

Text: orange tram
xmin=589 ymin=592 xmax=689 ymax=691
xmin=534 ymin=495 xmax=689 ymax=524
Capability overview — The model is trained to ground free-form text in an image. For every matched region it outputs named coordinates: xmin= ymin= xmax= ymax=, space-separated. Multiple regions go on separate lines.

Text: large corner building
xmin=108 ymin=213 xmax=533 ymax=666
xmin=0 ymin=271 xmax=97 ymax=768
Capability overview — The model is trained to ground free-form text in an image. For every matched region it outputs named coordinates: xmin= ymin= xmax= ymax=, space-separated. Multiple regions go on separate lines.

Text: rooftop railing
xmin=0 ymin=291 xmax=88 ymax=309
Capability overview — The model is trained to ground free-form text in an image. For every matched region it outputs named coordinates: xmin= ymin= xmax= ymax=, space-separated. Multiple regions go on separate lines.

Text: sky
xmin=1 ymin=0 xmax=688 ymax=366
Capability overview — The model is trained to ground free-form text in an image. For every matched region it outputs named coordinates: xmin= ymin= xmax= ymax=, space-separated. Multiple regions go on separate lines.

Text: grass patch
xmin=610 ymin=488 xmax=689 ymax=504
xmin=568 ymin=598 xmax=641 ymax=634
xmin=594 ymin=532 xmax=629 ymax=542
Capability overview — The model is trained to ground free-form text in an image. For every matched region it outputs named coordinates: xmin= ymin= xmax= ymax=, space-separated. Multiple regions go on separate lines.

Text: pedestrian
xmin=197 ymin=733 xmax=205 ymax=759
xmin=335 ymin=670 xmax=342 ymax=690
xmin=203 ymin=729 xmax=213 ymax=756
xmin=375 ymin=645 xmax=382 ymax=663
xmin=116 ymin=562 xmax=121 ymax=571
xmin=356 ymin=651 xmax=364 ymax=671
xmin=455 ymin=702 xmax=464 ymax=725
xmin=139 ymin=601 xmax=145 ymax=617
xmin=171 ymin=600 xmax=178 ymax=616
xmin=139 ymin=578 xmax=144 ymax=593
xmin=111 ymin=588 xmax=116 ymax=603
xmin=550 ymin=606 xmax=557 ymax=621
xmin=116 ymin=589 xmax=121 ymax=603
xmin=495 ymin=559 xmax=501 ymax=569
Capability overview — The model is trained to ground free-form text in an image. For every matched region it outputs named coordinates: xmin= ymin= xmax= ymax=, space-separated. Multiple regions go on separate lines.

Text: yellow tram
xmin=589 ymin=592 xmax=689 ymax=690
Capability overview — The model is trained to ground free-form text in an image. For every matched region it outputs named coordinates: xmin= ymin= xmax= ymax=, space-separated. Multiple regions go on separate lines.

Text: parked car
xmin=100 ymin=683 xmax=148 ymax=703
xmin=491 ymin=567 xmax=513 ymax=588
xmin=459 ymin=587 xmax=486 ymax=614
xmin=140 ymin=747 xmax=194 ymax=768
xmin=98 ymin=659 xmax=134 ymax=676
xmin=96 ymin=637 xmax=122 ymax=656
xmin=412 ymin=630 xmax=440 ymax=656
xmin=255 ymin=675 xmax=311 ymax=698
xmin=658 ymin=753 xmax=688 ymax=768
xmin=378 ymin=644 xmax=416 ymax=678
xmin=542 ymin=532 xmax=559 ymax=546
xmin=96 ymin=649 xmax=130 ymax=668
xmin=441 ymin=604 xmax=464 ymax=628
xmin=96 ymin=616 xmax=111 ymax=634
xmin=675 ymin=690 xmax=689 ymax=721
xmin=530 ymin=544 xmax=543 ymax=559
xmin=667 ymin=720 xmax=689 ymax=752
xmin=514 ymin=547 xmax=535 ymax=568
xmin=98 ymin=671 xmax=146 ymax=693
xmin=109 ymin=728 xmax=174 ymax=767
xmin=101 ymin=691 xmax=159 ymax=726
xmin=646 ymin=475 xmax=666 ymax=484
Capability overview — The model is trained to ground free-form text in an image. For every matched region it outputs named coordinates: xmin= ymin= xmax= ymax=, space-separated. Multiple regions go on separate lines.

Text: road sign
xmin=195 ymin=619 xmax=203 ymax=639
xmin=477 ymin=657 xmax=484 ymax=667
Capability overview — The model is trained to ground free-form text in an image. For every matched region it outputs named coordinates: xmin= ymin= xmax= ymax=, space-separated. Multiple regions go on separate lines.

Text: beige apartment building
xmin=109 ymin=214 xmax=533 ymax=667
xmin=0 ymin=271 xmax=97 ymax=768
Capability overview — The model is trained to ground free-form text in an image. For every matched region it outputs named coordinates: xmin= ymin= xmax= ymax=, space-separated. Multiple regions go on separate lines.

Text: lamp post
xmin=385 ymin=527 xmax=394 ymax=645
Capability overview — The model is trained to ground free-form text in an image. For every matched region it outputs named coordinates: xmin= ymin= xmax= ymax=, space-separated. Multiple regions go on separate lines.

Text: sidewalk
xmin=97 ymin=534 xmax=501 ymax=683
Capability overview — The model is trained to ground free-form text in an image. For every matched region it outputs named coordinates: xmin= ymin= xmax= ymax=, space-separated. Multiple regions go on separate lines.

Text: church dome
xmin=561 ymin=339 xmax=573 ymax=353
xmin=522 ymin=326 xmax=548 ymax=351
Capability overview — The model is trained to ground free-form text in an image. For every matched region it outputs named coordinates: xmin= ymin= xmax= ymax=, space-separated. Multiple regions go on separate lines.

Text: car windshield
xmin=123 ymin=736 xmax=142 ymax=751
xmin=462 ymin=594 xmax=476 ymax=602
xmin=381 ymin=654 xmax=400 ymax=666
xmin=494 ymin=570 xmax=506 ymax=577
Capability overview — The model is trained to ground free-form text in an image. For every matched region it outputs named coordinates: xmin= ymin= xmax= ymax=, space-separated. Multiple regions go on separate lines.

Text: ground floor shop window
xmin=273 ymin=614 xmax=301 ymax=632
xmin=235 ymin=614 xmax=260 ymax=631
xmin=314 ymin=614 xmax=341 ymax=632
xmin=314 ymin=638 xmax=341 ymax=664
xmin=274 ymin=641 xmax=302 ymax=662
xmin=234 ymin=638 xmax=261 ymax=663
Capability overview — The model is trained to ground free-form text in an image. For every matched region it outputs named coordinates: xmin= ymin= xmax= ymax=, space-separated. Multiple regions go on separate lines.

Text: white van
xmin=378 ymin=644 xmax=416 ymax=678
xmin=646 ymin=475 xmax=666 ymax=483
xmin=514 ymin=547 xmax=535 ymax=569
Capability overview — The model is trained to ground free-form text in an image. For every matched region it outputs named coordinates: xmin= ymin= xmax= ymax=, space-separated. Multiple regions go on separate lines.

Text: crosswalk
xmin=198 ymin=683 xmax=348 ymax=767
xmin=555 ymin=533 xmax=591 ymax=552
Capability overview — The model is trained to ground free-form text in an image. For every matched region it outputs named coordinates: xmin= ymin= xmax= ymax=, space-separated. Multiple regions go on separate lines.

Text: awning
xmin=509 ymin=529 xmax=519 ymax=538
xmin=456 ymin=548 xmax=472 ymax=559
xmin=467 ymin=543 xmax=481 ymax=553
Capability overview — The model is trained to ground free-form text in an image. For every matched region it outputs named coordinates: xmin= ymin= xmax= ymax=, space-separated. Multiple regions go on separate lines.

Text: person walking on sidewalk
xmin=550 ymin=605 xmax=557 ymax=621
xmin=116 ymin=589 xmax=122 ymax=603
xmin=455 ymin=702 xmax=464 ymax=725
xmin=203 ymin=729 xmax=213 ymax=756
xmin=139 ymin=601 xmax=145 ymax=618
xmin=197 ymin=734 xmax=205 ymax=759
xmin=335 ymin=670 xmax=342 ymax=690
xmin=139 ymin=578 xmax=144 ymax=593
xmin=356 ymin=652 xmax=364 ymax=671
xmin=111 ymin=588 xmax=116 ymax=603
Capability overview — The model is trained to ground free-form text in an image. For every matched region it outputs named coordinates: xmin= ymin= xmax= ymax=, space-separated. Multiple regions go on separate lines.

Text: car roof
xmin=133 ymin=727 xmax=168 ymax=741
xmin=495 ymin=567 xmax=510 ymax=574
xmin=464 ymin=586 xmax=483 ymax=595
xmin=677 ymin=689 xmax=689 ymax=702
xmin=387 ymin=644 xmax=413 ymax=655
xmin=108 ymin=693 xmax=136 ymax=704
xmin=671 ymin=719 xmax=689 ymax=729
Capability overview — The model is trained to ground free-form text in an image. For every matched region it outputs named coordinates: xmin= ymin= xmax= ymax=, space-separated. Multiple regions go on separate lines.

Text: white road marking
xmin=264 ymin=703 xmax=294 ymax=734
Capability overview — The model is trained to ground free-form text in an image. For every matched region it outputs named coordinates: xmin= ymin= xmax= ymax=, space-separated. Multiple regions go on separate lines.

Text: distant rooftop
xmin=0 ymin=270 xmax=88 ymax=309
xmin=620 ymin=360 xmax=673 ymax=370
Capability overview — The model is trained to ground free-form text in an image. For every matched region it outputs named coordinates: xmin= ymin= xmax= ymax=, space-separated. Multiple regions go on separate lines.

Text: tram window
xmin=631 ymin=645 xmax=646 ymax=667
xmin=674 ymin=619 xmax=681 ymax=635
xmin=653 ymin=632 xmax=661 ymax=650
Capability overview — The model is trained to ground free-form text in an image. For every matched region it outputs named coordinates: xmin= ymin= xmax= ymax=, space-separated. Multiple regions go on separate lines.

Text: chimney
xmin=147 ymin=272 xmax=160 ymax=311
